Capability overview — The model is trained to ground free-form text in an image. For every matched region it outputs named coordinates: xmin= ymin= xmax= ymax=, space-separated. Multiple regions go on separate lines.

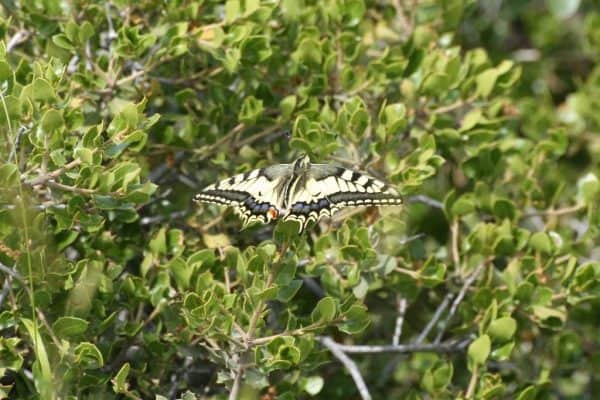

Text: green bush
xmin=1 ymin=1 xmax=599 ymax=399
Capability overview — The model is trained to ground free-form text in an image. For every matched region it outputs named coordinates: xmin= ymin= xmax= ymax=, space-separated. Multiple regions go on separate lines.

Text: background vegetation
xmin=1 ymin=0 xmax=599 ymax=399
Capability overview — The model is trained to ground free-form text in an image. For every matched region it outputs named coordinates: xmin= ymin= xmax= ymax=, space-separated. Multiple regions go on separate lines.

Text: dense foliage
xmin=1 ymin=0 xmax=599 ymax=399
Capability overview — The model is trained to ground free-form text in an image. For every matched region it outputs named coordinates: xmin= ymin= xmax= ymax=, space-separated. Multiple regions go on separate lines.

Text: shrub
xmin=1 ymin=1 xmax=599 ymax=399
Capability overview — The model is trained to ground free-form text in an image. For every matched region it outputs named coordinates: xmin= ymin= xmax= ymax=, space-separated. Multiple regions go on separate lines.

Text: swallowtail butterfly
xmin=194 ymin=155 xmax=403 ymax=233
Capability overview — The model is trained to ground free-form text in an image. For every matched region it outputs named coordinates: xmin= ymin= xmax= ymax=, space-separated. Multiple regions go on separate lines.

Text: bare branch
xmin=434 ymin=262 xmax=487 ymax=343
xmin=522 ymin=203 xmax=586 ymax=218
xmin=398 ymin=233 xmax=425 ymax=246
xmin=407 ymin=195 xmax=443 ymax=209
xmin=326 ymin=337 xmax=471 ymax=355
xmin=415 ymin=292 xmax=454 ymax=344
xmin=319 ymin=337 xmax=372 ymax=400
xmin=392 ymin=296 xmax=407 ymax=346
xmin=24 ymin=159 xmax=82 ymax=186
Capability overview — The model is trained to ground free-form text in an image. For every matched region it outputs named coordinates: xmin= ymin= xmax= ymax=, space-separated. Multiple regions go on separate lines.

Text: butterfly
xmin=194 ymin=155 xmax=403 ymax=233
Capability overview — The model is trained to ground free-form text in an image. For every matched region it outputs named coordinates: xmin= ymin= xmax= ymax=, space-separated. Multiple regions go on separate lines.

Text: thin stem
xmin=415 ymin=292 xmax=454 ymax=344
xmin=434 ymin=262 xmax=488 ymax=343
xmin=465 ymin=364 xmax=479 ymax=398
xmin=46 ymin=181 xmax=97 ymax=195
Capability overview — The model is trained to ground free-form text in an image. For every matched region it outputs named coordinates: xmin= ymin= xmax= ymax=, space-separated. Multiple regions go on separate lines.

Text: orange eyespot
xmin=267 ymin=207 xmax=279 ymax=220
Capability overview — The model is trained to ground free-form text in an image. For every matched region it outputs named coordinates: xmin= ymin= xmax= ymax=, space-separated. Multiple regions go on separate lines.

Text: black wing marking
xmin=283 ymin=165 xmax=402 ymax=232
xmin=194 ymin=164 xmax=293 ymax=227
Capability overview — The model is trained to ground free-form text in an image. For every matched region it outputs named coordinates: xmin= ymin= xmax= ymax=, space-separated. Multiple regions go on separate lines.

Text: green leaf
xmin=302 ymin=376 xmax=324 ymax=395
xmin=52 ymin=33 xmax=75 ymax=50
xmin=21 ymin=318 xmax=52 ymax=385
xmin=422 ymin=361 xmax=453 ymax=393
xmin=468 ymin=334 xmax=491 ymax=369
xmin=529 ymin=232 xmax=553 ymax=254
xmin=75 ymin=147 xmax=94 ymax=165
xmin=30 ymin=78 xmax=56 ymax=102
xmin=112 ymin=362 xmax=130 ymax=393
xmin=0 ymin=163 xmax=20 ymax=188
xmin=338 ymin=304 xmax=370 ymax=334
xmin=52 ymin=316 xmax=89 ymax=338
xmin=577 ymin=172 xmax=599 ymax=205
xmin=487 ymin=316 xmax=517 ymax=342
xmin=311 ymin=297 xmax=337 ymax=322
xmin=40 ymin=109 xmax=64 ymax=132
xmin=277 ymin=279 xmax=303 ymax=302
xmin=238 ymin=96 xmax=264 ymax=124
xmin=280 ymin=95 xmax=297 ymax=120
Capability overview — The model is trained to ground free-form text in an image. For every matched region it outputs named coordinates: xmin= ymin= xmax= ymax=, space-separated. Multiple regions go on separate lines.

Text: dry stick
xmin=319 ymin=337 xmax=372 ymax=400
xmin=392 ymin=296 xmax=407 ymax=346
xmin=434 ymin=262 xmax=488 ymax=344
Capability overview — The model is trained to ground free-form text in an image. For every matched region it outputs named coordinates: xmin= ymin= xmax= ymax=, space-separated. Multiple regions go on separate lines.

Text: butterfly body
xmin=194 ymin=155 xmax=402 ymax=232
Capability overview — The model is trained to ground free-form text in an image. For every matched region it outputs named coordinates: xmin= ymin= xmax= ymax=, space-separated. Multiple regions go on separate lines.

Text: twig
xmin=392 ymin=296 xmax=407 ymax=346
xmin=415 ymin=292 xmax=454 ymax=344
xmin=7 ymin=30 xmax=31 ymax=53
xmin=434 ymin=262 xmax=487 ymax=344
xmin=46 ymin=181 xmax=97 ymax=195
xmin=24 ymin=159 xmax=82 ymax=186
xmin=465 ymin=364 xmax=479 ymax=398
xmin=140 ymin=210 xmax=188 ymax=226
xmin=392 ymin=0 xmax=413 ymax=40
xmin=398 ymin=233 xmax=425 ymax=246
xmin=327 ymin=337 xmax=471 ymax=354
xmin=450 ymin=219 xmax=460 ymax=269
xmin=104 ymin=2 xmax=118 ymax=42
xmin=407 ymin=195 xmax=443 ymax=209
xmin=319 ymin=337 xmax=372 ymax=400
xmin=0 ymin=261 xmax=23 ymax=282
xmin=522 ymin=203 xmax=586 ymax=218
xmin=234 ymin=125 xmax=283 ymax=149
xmin=431 ymin=95 xmax=478 ymax=115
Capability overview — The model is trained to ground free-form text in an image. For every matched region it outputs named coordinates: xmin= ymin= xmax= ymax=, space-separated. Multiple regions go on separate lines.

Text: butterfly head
xmin=292 ymin=154 xmax=311 ymax=174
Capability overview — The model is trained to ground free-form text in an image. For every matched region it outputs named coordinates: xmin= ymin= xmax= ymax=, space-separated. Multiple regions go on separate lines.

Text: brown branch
xmin=24 ymin=159 xmax=82 ymax=186
xmin=46 ymin=181 xmax=97 ymax=195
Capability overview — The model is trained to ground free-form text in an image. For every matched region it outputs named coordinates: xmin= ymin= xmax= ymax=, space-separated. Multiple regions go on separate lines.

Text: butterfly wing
xmin=283 ymin=165 xmax=402 ymax=232
xmin=194 ymin=164 xmax=292 ymax=227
